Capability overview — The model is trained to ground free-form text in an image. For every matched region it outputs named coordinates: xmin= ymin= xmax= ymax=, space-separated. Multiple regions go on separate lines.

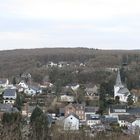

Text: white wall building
xmin=3 ymin=89 xmax=17 ymax=104
xmin=0 ymin=79 xmax=9 ymax=88
xmin=114 ymin=70 xmax=131 ymax=103
xmin=64 ymin=114 xmax=79 ymax=130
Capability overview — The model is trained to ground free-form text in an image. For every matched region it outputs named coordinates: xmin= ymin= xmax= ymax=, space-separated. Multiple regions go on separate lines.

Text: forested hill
xmin=0 ymin=47 xmax=140 ymax=81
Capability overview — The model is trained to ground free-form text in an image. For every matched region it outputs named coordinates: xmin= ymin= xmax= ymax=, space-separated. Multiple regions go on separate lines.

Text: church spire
xmin=115 ymin=69 xmax=122 ymax=86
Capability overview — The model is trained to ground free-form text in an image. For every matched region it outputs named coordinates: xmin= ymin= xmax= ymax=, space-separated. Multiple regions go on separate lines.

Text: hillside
xmin=0 ymin=48 xmax=140 ymax=87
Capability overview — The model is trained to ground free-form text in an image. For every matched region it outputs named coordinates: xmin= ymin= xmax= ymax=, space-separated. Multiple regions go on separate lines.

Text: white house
xmin=64 ymin=114 xmax=79 ymax=130
xmin=66 ymin=84 xmax=80 ymax=92
xmin=60 ymin=95 xmax=74 ymax=102
xmin=86 ymin=114 xmax=101 ymax=127
xmin=132 ymin=118 xmax=140 ymax=127
xmin=118 ymin=115 xmax=136 ymax=127
xmin=24 ymin=86 xmax=42 ymax=96
xmin=47 ymin=62 xmax=57 ymax=67
xmin=114 ymin=70 xmax=131 ymax=103
xmin=0 ymin=79 xmax=9 ymax=88
xmin=3 ymin=89 xmax=17 ymax=104
xmin=18 ymin=80 xmax=28 ymax=89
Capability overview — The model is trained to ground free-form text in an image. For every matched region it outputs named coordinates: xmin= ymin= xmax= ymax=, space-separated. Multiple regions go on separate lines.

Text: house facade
xmin=0 ymin=79 xmax=9 ymax=88
xmin=65 ymin=103 xmax=85 ymax=120
xmin=86 ymin=114 xmax=101 ymax=127
xmin=3 ymin=89 xmax=17 ymax=104
xmin=64 ymin=114 xmax=79 ymax=130
xmin=85 ymin=85 xmax=99 ymax=100
xmin=60 ymin=95 xmax=74 ymax=102
xmin=24 ymin=86 xmax=42 ymax=96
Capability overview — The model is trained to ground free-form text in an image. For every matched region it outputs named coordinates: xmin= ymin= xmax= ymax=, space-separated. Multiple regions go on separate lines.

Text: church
xmin=114 ymin=70 xmax=131 ymax=103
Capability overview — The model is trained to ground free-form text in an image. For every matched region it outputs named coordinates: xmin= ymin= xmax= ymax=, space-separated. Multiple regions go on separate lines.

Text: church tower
xmin=115 ymin=69 xmax=123 ymax=86
xmin=114 ymin=69 xmax=124 ymax=98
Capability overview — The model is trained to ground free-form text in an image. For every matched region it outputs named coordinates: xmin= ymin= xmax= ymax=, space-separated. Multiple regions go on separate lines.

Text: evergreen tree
xmin=30 ymin=107 xmax=49 ymax=140
xmin=30 ymin=106 xmax=43 ymax=123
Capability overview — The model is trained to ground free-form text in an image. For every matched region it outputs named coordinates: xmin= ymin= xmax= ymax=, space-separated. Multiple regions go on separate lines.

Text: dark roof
xmin=85 ymin=106 xmax=99 ymax=113
xmin=118 ymin=115 xmax=136 ymax=123
xmin=29 ymin=86 xmax=40 ymax=91
xmin=118 ymin=87 xmax=130 ymax=95
xmin=73 ymin=103 xmax=85 ymax=109
xmin=127 ymin=107 xmax=140 ymax=116
xmin=3 ymin=89 xmax=16 ymax=97
xmin=110 ymin=105 xmax=127 ymax=113
xmin=0 ymin=103 xmax=18 ymax=113
xmin=102 ymin=116 xmax=118 ymax=124
xmin=86 ymin=114 xmax=100 ymax=120
xmin=115 ymin=70 xmax=123 ymax=86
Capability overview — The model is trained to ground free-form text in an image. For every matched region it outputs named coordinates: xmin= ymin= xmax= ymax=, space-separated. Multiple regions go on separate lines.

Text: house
xmin=18 ymin=80 xmax=28 ymax=89
xmin=24 ymin=86 xmax=42 ymax=96
xmin=118 ymin=115 xmax=137 ymax=127
xmin=58 ymin=61 xmax=69 ymax=68
xmin=0 ymin=78 xmax=9 ymax=88
xmin=86 ymin=114 xmax=101 ymax=127
xmin=127 ymin=107 xmax=140 ymax=117
xmin=85 ymin=106 xmax=99 ymax=120
xmin=131 ymin=118 xmax=140 ymax=128
xmin=66 ymin=83 xmax=80 ymax=92
xmin=47 ymin=61 xmax=57 ymax=67
xmin=22 ymin=104 xmax=45 ymax=117
xmin=3 ymin=89 xmax=17 ymax=104
xmin=64 ymin=113 xmax=79 ymax=130
xmin=65 ymin=103 xmax=76 ymax=116
xmin=0 ymin=103 xmax=18 ymax=120
xmin=40 ymin=82 xmax=53 ymax=89
xmin=102 ymin=115 xmax=118 ymax=124
xmin=85 ymin=85 xmax=99 ymax=100
xmin=105 ymin=67 xmax=118 ymax=72
xmin=114 ymin=70 xmax=131 ymax=102
xmin=108 ymin=105 xmax=129 ymax=117
xmin=60 ymin=95 xmax=74 ymax=102
xmin=64 ymin=103 xmax=85 ymax=120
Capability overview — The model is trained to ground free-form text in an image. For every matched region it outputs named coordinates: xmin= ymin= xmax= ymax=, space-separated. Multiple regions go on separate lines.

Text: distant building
xmin=0 ymin=103 xmax=18 ymax=120
xmin=85 ymin=85 xmax=99 ymax=100
xmin=108 ymin=105 xmax=129 ymax=117
xmin=66 ymin=84 xmax=80 ymax=92
xmin=0 ymin=78 xmax=9 ymax=88
xmin=64 ymin=103 xmax=85 ymax=120
xmin=18 ymin=80 xmax=28 ymax=89
xmin=114 ymin=70 xmax=131 ymax=102
xmin=60 ymin=95 xmax=74 ymax=102
xmin=24 ymin=86 xmax=42 ymax=96
xmin=64 ymin=114 xmax=79 ymax=130
xmin=3 ymin=89 xmax=17 ymax=104
xmin=86 ymin=114 xmax=101 ymax=127
xmin=85 ymin=106 xmax=99 ymax=120
xmin=118 ymin=115 xmax=137 ymax=127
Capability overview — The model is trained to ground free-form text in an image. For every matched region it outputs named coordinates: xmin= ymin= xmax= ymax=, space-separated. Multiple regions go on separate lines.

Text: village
xmin=0 ymin=60 xmax=140 ymax=139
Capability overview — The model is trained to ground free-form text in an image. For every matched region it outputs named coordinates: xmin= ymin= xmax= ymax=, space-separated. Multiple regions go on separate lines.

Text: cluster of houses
xmin=57 ymin=103 xmax=140 ymax=131
xmin=0 ymin=69 xmax=140 ymax=134
xmin=56 ymin=70 xmax=140 ymax=132
xmin=46 ymin=61 xmax=86 ymax=68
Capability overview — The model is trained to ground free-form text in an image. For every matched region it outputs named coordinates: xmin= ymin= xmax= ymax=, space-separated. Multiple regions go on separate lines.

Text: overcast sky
xmin=0 ymin=0 xmax=140 ymax=50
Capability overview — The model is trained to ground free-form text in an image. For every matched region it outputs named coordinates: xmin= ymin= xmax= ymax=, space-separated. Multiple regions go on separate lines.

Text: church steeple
xmin=115 ymin=69 xmax=123 ymax=86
